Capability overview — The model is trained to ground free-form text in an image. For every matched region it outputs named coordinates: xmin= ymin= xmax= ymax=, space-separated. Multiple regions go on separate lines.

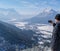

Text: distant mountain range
xmin=0 ymin=8 xmax=21 ymax=21
xmin=0 ymin=8 xmax=32 ymax=22
xmin=26 ymin=8 xmax=58 ymax=24
xmin=0 ymin=8 xmax=59 ymax=24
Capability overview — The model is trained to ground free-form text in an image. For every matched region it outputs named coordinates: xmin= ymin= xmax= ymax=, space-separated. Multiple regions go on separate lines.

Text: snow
xmin=14 ymin=22 xmax=53 ymax=36
xmin=7 ymin=18 xmax=17 ymax=22
xmin=38 ymin=41 xmax=44 ymax=44
xmin=37 ymin=25 xmax=53 ymax=35
xmin=41 ymin=35 xmax=51 ymax=38
xmin=13 ymin=22 xmax=28 ymax=28
xmin=37 ymin=25 xmax=53 ymax=32
xmin=44 ymin=8 xmax=52 ymax=13
xmin=13 ymin=22 xmax=53 ymax=48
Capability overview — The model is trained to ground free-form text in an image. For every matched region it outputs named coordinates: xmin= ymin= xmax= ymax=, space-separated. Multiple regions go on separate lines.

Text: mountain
xmin=0 ymin=21 xmax=37 ymax=46
xmin=0 ymin=21 xmax=52 ymax=51
xmin=26 ymin=8 xmax=58 ymax=24
xmin=0 ymin=8 xmax=27 ymax=22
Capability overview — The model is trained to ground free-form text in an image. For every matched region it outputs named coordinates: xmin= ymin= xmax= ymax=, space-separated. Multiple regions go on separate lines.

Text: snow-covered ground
xmin=11 ymin=22 xmax=53 ymax=51
xmin=14 ymin=22 xmax=53 ymax=36
xmin=13 ymin=22 xmax=53 ymax=35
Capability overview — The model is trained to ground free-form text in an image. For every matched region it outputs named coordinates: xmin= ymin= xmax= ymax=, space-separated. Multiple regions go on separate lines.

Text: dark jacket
xmin=52 ymin=22 xmax=60 ymax=51
xmin=53 ymin=23 xmax=56 ymax=27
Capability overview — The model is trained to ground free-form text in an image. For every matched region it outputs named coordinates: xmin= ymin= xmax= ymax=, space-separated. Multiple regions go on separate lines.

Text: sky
xmin=0 ymin=0 xmax=60 ymax=15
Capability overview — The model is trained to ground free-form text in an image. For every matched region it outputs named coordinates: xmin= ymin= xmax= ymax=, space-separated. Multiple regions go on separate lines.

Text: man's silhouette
xmin=49 ymin=14 xmax=60 ymax=51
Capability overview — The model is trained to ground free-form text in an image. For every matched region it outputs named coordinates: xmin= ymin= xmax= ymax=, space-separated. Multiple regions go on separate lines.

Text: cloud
xmin=19 ymin=0 xmax=38 ymax=9
xmin=21 ymin=1 xmax=29 ymax=4
xmin=16 ymin=0 xmax=40 ymax=15
xmin=43 ymin=0 xmax=59 ymax=6
xmin=0 ymin=0 xmax=60 ymax=15
xmin=48 ymin=0 xmax=59 ymax=5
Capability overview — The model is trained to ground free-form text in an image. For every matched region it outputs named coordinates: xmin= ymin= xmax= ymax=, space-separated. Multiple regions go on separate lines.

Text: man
xmin=48 ymin=14 xmax=60 ymax=51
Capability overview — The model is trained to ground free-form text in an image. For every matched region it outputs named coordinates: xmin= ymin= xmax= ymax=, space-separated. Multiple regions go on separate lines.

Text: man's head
xmin=55 ymin=14 xmax=60 ymax=23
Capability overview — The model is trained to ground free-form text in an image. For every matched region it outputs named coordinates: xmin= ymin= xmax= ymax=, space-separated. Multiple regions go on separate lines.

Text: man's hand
xmin=48 ymin=20 xmax=56 ymax=27
xmin=48 ymin=20 xmax=53 ymax=23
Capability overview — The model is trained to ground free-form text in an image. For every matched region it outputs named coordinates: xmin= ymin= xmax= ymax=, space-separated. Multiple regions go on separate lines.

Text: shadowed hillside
xmin=0 ymin=21 xmax=37 ymax=46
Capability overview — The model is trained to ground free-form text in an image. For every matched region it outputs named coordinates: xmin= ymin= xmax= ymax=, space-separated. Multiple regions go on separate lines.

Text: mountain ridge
xmin=25 ymin=8 xmax=58 ymax=24
xmin=0 ymin=21 xmax=37 ymax=45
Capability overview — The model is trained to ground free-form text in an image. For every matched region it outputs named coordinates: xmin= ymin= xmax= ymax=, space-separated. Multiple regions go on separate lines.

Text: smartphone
xmin=48 ymin=20 xmax=53 ymax=23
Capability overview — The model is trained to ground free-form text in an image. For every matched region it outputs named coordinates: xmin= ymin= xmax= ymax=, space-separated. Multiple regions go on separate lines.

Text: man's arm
xmin=48 ymin=20 xmax=56 ymax=27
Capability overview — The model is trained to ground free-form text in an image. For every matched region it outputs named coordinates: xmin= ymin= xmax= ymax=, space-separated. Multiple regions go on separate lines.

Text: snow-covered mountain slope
xmin=13 ymin=22 xmax=53 ymax=48
xmin=0 ymin=21 xmax=52 ymax=51
xmin=0 ymin=21 xmax=38 ymax=45
xmin=26 ymin=8 xmax=58 ymax=24
xmin=37 ymin=25 xmax=53 ymax=35
xmin=0 ymin=21 xmax=40 ymax=51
